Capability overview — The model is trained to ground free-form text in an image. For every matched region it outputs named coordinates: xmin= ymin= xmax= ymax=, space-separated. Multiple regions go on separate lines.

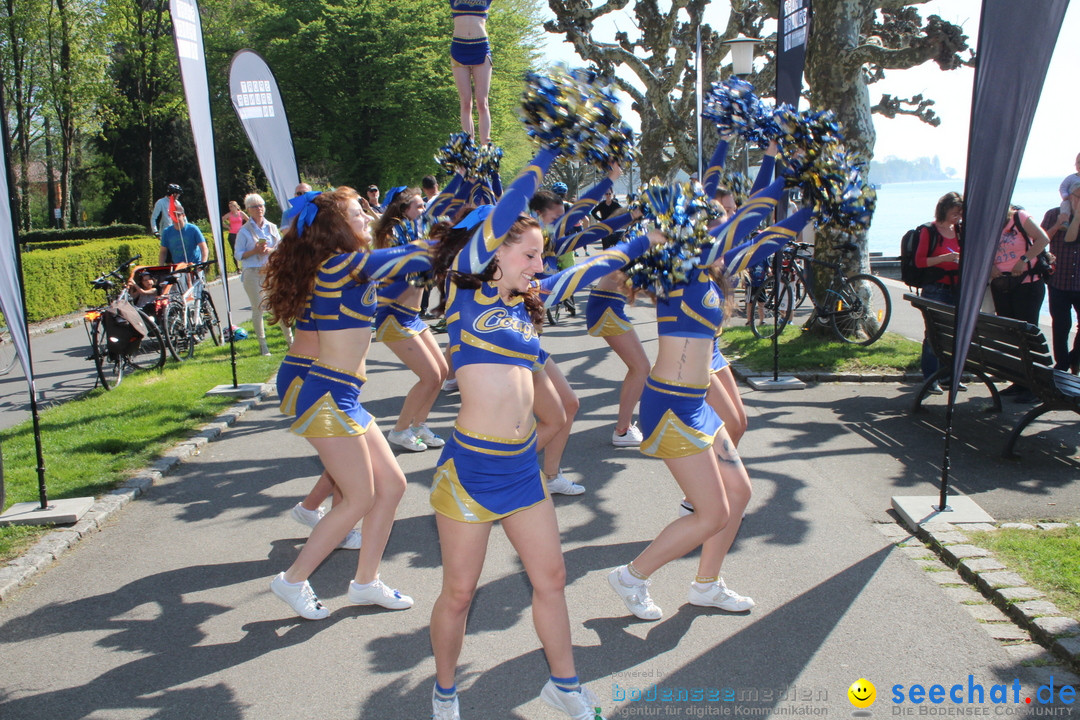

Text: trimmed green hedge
xmin=20 ymin=224 xmax=148 ymax=244
xmin=21 ymin=237 xmax=162 ymax=321
xmin=18 ymin=236 xmax=222 ymax=322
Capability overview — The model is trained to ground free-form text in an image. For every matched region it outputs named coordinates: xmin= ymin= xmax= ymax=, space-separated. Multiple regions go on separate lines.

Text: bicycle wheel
xmin=199 ymin=293 xmax=223 ymax=346
xmin=163 ymin=301 xmax=195 ymax=361
xmin=0 ymin=329 xmax=16 ymax=375
xmin=92 ymin=319 xmax=123 ymax=390
xmin=831 ymin=273 xmax=892 ymax=346
xmin=749 ymin=279 xmax=794 ymax=340
xmin=126 ymin=310 xmax=167 ymax=371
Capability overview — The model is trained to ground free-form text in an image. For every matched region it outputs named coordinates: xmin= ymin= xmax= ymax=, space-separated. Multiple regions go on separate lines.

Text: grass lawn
xmin=966 ymin=526 xmax=1080 ymax=619
xmin=719 ymin=325 xmax=921 ymax=374
xmin=0 ymin=326 xmax=282 ymax=562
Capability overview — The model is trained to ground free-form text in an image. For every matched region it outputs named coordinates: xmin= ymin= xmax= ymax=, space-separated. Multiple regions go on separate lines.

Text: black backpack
xmin=900 ymin=223 xmax=943 ymax=289
xmin=1011 ymin=210 xmax=1054 ymax=282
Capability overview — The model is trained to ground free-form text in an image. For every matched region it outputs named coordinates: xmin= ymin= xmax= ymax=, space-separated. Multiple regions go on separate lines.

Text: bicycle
xmin=750 ymin=241 xmax=892 ymax=346
xmin=158 ymin=260 xmax=223 ymax=361
xmin=84 ymin=256 xmax=167 ymax=389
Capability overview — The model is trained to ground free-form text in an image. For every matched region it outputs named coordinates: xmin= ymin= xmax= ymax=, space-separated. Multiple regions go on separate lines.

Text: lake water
xmin=867 ymin=176 xmax=1062 ymax=255
xmin=868 ymin=176 xmax=1062 ymax=325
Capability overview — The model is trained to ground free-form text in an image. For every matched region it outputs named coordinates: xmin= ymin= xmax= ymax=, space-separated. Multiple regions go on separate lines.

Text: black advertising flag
xmin=942 ymin=0 xmax=1069 ymax=507
xmin=776 ymin=0 xmax=811 ymax=108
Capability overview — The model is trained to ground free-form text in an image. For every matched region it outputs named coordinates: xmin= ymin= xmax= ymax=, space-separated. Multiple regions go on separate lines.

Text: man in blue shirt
xmin=158 ymin=206 xmax=208 ymax=265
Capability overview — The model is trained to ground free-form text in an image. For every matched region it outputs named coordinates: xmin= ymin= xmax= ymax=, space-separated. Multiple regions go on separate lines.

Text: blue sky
xmin=537 ymin=1 xmax=1079 ymax=180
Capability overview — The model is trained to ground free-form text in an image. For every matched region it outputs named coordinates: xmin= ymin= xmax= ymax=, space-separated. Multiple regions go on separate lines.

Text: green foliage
xmin=968 ymin=527 xmax=1080 ymax=618
xmin=719 ymin=326 xmax=920 ymax=373
xmin=0 ymin=327 xmax=285 ymax=561
xmin=20 ymin=224 xmax=148 ymax=244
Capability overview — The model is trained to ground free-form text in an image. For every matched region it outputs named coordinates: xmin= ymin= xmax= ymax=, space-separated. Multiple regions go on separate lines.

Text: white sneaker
xmin=611 ymin=423 xmax=643 ymax=447
xmin=270 ymin=572 xmax=329 ymax=620
xmin=387 ymin=427 xmax=427 ymax=452
xmin=546 ymin=472 xmax=585 ymax=496
xmin=607 ymin=567 xmax=662 ymax=621
xmin=678 ymin=499 xmax=695 ymax=517
xmin=687 ymin=578 xmax=755 ymax=612
xmin=290 ymin=502 xmax=324 ymax=529
xmin=540 ymin=679 xmax=604 ymax=720
xmin=415 ymin=423 xmax=445 ymax=448
xmin=441 ymin=378 xmax=459 ymax=392
xmin=338 ymin=528 xmax=363 ymax=550
xmin=432 ymin=689 xmax=460 ymax=720
xmin=347 ymin=577 xmax=414 ymax=610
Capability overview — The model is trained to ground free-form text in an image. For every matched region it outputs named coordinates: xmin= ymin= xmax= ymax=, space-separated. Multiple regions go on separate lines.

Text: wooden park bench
xmin=907 ymin=293 xmax=1080 ymax=458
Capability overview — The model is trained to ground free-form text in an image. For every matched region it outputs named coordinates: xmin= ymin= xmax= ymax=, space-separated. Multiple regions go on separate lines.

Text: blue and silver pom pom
xmin=623 ymin=180 xmax=720 ymax=297
xmin=520 ymin=65 xmax=633 ymax=166
xmin=702 ymin=77 xmax=775 ymax=148
xmin=435 ymin=132 xmax=479 ymax=177
xmin=776 ymin=109 xmax=875 ymax=233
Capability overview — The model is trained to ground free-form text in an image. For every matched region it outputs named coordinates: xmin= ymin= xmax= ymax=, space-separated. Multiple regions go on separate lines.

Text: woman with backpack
xmin=990 ymin=206 xmax=1052 ymax=325
xmin=915 ymin=191 xmax=963 ymax=394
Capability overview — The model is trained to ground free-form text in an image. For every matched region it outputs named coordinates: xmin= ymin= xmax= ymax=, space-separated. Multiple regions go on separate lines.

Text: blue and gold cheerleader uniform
xmin=638 ymin=153 xmax=812 ymax=459
xmin=277 ymin=306 xmax=317 ymax=417
xmin=450 ymin=0 xmax=493 ymax=67
xmin=374 ymin=220 xmax=431 ymax=343
xmin=289 ymin=243 xmax=433 ymax=438
xmin=429 ymin=148 xmax=653 ymax=521
xmin=585 ymin=288 xmax=633 ymax=337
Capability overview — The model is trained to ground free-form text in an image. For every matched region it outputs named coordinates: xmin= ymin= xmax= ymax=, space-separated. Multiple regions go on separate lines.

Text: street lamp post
xmin=722 ymin=34 xmax=760 ymax=185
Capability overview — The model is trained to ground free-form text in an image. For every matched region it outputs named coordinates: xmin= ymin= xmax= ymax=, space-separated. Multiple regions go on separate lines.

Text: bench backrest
xmin=906 ymin=294 xmax=1054 ymax=389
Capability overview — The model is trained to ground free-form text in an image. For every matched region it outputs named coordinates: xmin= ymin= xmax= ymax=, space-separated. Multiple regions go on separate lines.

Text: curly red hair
xmin=264 ymin=187 xmax=366 ymax=326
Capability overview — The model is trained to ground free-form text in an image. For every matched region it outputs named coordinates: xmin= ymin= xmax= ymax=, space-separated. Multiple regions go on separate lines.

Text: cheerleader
xmin=262 ymin=187 xmax=431 ymax=620
xmin=450 ymin=0 xmax=493 ymax=143
xmin=426 ymin=147 xmax=661 ymax=720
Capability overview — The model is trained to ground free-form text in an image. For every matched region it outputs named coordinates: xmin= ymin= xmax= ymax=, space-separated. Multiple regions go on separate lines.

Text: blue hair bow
xmin=283 ymin=191 xmax=322 ymax=236
xmin=383 ymin=185 xmax=408 ymax=209
xmin=453 ymin=204 xmax=495 ymax=230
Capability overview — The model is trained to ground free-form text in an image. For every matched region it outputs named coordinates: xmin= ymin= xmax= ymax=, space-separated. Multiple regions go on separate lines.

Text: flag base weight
xmin=746 ymin=376 xmax=805 ymax=391
xmin=205 ymin=383 xmax=263 ymax=398
xmin=891 ymin=494 xmax=994 ymax=529
xmin=0 ymin=497 xmax=95 ymax=527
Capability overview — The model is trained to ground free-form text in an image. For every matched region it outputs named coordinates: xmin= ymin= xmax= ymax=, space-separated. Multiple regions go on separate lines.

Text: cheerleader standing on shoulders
xmin=262 ymin=187 xmax=432 ymax=620
xmin=427 ymin=147 xmax=662 ymax=720
xmin=450 ymin=0 xmax=493 ymax=144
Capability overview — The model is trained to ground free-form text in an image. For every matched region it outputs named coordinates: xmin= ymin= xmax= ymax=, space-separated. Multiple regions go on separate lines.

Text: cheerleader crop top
xmin=655 ymin=268 xmax=724 ymax=339
xmin=447 ymin=233 xmax=651 ymax=369
xmin=450 ymin=0 xmax=491 ymax=18
xmin=306 ymin=244 xmax=432 ymax=331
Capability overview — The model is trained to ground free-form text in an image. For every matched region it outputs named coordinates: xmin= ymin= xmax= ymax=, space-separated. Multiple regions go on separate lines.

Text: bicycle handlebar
xmin=90 ymin=254 xmax=143 ymax=288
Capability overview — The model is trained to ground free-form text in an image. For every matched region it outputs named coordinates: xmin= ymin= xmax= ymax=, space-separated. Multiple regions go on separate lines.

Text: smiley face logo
xmin=848 ymin=678 xmax=876 ymax=708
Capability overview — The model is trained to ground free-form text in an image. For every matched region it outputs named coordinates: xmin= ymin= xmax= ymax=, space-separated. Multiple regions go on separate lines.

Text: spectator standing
xmin=915 ymin=192 xmax=963 ymax=394
xmin=151 ymin=183 xmax=183 ymax=235
xmin=221 ymin=200 xmax=249 ymax=273
xmin=365 ymin=185 xmax=383 ymax=217
xmin=990 ymin=206 xmax=1051 ymax=325
xmin=158 ymin=206 xmax=208 ymax=265
xmin=235 ymin=193 xmax=293 ymax=355
xmin=1043 ymin=177 xmax=1080 ymax=373
xmin=590 ymin=187 xmax=623 ymax=249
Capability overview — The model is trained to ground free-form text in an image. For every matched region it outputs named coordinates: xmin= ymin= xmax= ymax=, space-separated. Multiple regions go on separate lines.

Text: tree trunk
xmin=800 ymin=0 xmax=875 ymax=332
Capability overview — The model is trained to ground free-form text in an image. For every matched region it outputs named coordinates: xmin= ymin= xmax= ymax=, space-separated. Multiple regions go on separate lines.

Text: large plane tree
xmin=545 ymin=0 xmax=972 ymax=273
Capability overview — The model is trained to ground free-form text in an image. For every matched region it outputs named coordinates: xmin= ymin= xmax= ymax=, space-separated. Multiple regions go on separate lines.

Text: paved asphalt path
xmin=0 ymin=291 xmax=1077 ymax=719
xmin=0 ymin=275 xmax=251 ymax=431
